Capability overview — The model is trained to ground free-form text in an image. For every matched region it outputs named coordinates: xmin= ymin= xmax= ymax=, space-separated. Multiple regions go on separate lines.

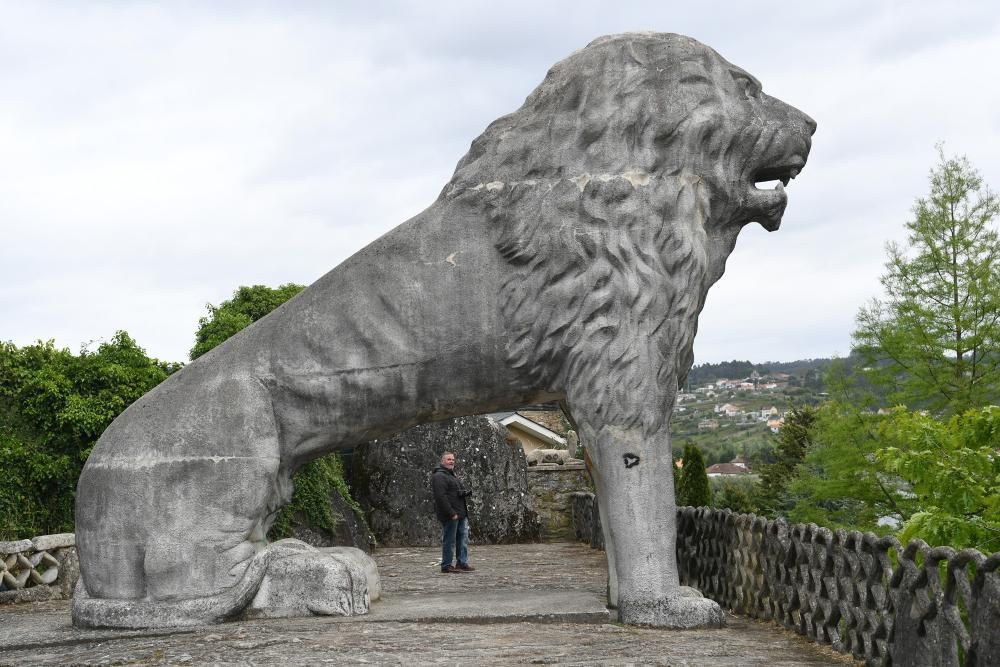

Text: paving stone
xmin=0 ymin=543 xmax=858 ymax=666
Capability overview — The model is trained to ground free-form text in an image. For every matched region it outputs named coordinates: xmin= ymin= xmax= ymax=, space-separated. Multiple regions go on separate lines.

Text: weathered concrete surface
xmin=351 ymin=416 xmax=539 ymax=546
xmin=241 ymin=543 xmax=378 ymax=620
xmin=527 ymin=463 xmax=592 ymax=541
xmin=70 ymin=540 xmax=374 ymax=630
xmin=572 ymin=491 xmax=605 ymax=549
xmin=0 ymin=544 xmax=856 ymax=666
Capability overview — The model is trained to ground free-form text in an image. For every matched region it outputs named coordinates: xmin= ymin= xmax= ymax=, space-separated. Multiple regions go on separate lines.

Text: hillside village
xmin=494 ymin=362 xmax=833 ymax=480
xmin=669 ymin=362 xmax=829 ymax=471
xmin=680 ymin=372 xmax=801 ymax=430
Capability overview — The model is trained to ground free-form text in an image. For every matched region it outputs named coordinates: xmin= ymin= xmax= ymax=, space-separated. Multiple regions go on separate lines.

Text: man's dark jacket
xmin=431 ymin=465 xmax=469 ymax=523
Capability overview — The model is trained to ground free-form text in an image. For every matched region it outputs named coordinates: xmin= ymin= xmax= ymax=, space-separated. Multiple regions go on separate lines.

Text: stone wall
xmin=287 ymin=486 xmax=375 ymax=553
xmin=351 ymin=416 xmax=540 ymax=547
xmin=570 ymin=493 xmax=1000 ymax=667
xmin=527 ymin=463 xmax=592 ymax=541
xmin=0 ymin=533 xmax=78 ymax=603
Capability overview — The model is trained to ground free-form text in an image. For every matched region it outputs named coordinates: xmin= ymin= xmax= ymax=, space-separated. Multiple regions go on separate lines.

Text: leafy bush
xmin=267 ymin=453 xmax=365 ymax=540
xmin=0 ymin=334 xmax=177 ymax=538
xmin=876 ymin=406 xmax=1000 ymax=552
xmin=190 ymin=283 xmax=304 ymax=360
xmin=710 ymin=476 xmax=761 ymax=514
xmin=783 ymin=401 xmax=1000 ymax=553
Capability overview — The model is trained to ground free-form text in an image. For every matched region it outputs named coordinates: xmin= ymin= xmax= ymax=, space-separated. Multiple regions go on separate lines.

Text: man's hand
xmin=452 ymin=514 xmax=459 ymax=520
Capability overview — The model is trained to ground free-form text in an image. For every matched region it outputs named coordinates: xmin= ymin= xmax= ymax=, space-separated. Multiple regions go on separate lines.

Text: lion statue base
xmin=72 ymin=540 xmax=378 ymax=628
xmin=73 ymin=32 xmax=814 ymax=629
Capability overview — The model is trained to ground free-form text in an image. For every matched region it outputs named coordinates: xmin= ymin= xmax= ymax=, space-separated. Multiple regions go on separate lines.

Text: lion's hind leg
xmin=72 ymin=540 xmax=379 ymax=628
xmin=72 ymin=546 xmax=275 ymax=628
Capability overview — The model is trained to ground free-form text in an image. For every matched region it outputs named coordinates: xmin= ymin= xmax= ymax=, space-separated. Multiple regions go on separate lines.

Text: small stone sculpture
xmin=240 ymin=542 xmax=378 ymax=620
xmin=74 ymin=32 xmax=813 ymax=628
xmin=526 ymin=448 xmax=579 ymax=466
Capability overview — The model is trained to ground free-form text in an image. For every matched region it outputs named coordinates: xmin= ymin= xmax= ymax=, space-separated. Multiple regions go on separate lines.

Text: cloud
xmin=2 ymin=2 xmax=999 ymax=366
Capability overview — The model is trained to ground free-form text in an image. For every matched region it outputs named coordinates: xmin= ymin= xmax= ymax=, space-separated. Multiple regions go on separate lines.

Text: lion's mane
xmin=443 ymin=33 xmax=780 ymax=437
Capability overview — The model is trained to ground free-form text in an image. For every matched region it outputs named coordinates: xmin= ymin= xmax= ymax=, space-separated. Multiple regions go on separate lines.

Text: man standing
xmin=431 ymin=451 xmax=475 ymax=573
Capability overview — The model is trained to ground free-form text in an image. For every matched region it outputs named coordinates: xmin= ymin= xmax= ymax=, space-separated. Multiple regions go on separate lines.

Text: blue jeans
xmin=441 ymin=517 xmax=469 ymax=568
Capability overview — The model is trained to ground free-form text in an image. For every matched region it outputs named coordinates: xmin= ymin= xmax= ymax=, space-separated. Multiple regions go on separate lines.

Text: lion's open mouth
xmin=753 ymin=162 xmax=802 ymax=188
xmin=747 ymin=157 xmax=806 ymax=231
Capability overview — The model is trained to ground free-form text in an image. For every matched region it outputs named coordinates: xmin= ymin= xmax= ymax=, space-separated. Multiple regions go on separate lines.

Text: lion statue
xmin=74 ymin=32 xmax=814 ymax=629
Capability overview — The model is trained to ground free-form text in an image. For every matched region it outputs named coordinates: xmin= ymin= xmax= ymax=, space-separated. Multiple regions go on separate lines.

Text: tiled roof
xmin=706 ymin=463 xmax=751 ymax=475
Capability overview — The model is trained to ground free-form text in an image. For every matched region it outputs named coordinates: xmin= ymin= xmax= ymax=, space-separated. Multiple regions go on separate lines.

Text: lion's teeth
xmin=790 ymin=167 xmax=800 ymax=178
xmin=780 ymin=176 xmax=790 ymax=186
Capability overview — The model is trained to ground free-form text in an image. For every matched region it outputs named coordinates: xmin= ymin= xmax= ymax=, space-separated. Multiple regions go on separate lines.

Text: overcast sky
xmin=3 ymin=2 xmax=1000 ymax=366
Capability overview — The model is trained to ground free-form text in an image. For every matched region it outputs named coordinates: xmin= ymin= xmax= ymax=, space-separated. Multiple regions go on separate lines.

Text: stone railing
xmin=0 ymin=533 xmax=79 ymax=603
xmin=570 ymin=493 xmax=1000 ymax=667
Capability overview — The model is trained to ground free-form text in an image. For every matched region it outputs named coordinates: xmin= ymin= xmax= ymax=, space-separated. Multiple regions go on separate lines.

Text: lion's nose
xmin=803 ymin=113 xmax=817 ymax=136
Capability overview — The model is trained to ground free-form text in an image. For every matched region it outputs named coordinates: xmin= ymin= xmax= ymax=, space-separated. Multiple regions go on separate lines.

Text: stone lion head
xmin=445 ymin=33 xmax=815 ymax=436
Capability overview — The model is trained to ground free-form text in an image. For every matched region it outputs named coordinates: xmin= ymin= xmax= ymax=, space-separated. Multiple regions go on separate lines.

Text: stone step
xmin=335 ymin=589 xmax=610 ymax=624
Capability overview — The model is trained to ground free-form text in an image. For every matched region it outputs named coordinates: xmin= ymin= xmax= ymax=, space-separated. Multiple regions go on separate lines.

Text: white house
xmin=715 ymin=403 xmax=742 ymax=418
xmin=758 ymin=406 xmax=779 ymax=422
xmin=487 ymin=411 xmax=567 ymax=454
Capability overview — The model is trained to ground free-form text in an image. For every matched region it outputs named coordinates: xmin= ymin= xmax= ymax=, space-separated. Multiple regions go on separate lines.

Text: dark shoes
xmin=441 ymin=563 xmax=476 ymax=573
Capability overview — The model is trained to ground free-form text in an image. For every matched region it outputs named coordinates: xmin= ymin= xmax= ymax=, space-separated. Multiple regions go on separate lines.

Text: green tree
xmin=191 ymin=283 xmax=305 ymax=360
xmin=746 ymin=399 xmax=1000 ymax=552
xmin=875 ymin=406 xmax=1000 ymax=553
xmin=677 ymin=443 xmax=711 ymax=507
xmin=710 ymin=476 xmax=760 ymax=514
xmin=756 ymin=407 xmax=816 ymax=516
xmin=0 ymin=333 xmax=178 ymax=538
xmin=786 ymin=402 xmax=912 ymax=532
xmin=854 ymin=147 xmax=1000 ymax=415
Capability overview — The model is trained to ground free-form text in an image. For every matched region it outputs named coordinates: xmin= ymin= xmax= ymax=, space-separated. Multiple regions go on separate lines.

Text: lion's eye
xmin=730 ymin=70 xmax=761 ymax=100
xmin=680 ymin=73 xmax=712 ymax=86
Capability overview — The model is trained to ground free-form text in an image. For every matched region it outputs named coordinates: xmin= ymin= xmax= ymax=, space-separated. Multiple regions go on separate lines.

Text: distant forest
xmin=683 ymin=357 xmax=843 ymax=389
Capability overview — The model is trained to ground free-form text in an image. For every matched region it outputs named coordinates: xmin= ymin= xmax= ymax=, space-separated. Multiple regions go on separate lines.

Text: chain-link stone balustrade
xmin=571 ymin=493 xmax=1000 ymax=666
xmin=0 ymin=533 xmax=78 ymax=603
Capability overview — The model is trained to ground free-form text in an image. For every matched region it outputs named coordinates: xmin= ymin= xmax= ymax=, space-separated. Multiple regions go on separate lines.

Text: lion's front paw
xmin=617 ymin=593 xmax=724 ymax=629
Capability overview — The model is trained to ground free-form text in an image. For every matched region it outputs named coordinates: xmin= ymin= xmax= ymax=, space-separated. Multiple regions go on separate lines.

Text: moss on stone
xmin=268 ymin=454 xmax=368 ymax=541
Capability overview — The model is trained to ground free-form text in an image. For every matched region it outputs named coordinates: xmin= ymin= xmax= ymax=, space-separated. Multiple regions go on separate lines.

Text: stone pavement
xmin=0 ymin=542 xmax=858 ymax=666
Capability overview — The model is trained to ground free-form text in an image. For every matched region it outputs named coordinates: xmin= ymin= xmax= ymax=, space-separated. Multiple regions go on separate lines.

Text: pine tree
xmin=677 ymin=443 xmax=711 ymax=507
xmin=854 ymin=146 xmax=1000 ymax=414
xmin=757 ymin=407 xmax=816 ymax=516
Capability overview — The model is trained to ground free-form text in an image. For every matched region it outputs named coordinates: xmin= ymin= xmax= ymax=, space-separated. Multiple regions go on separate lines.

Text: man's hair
xmin=440 ymin=451 xmax=455 ymax=462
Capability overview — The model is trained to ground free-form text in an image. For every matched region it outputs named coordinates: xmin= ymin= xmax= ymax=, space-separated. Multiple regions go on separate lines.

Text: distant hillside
xmin=683 ymin=357 xmax=838 ymax=389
